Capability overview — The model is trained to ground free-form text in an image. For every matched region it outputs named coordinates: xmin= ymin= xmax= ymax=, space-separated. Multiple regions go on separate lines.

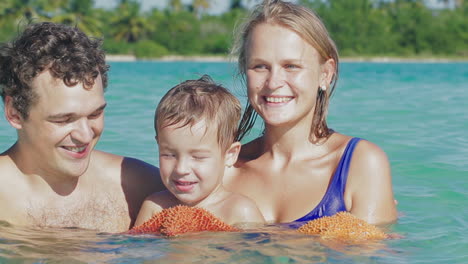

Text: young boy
xmin=135 ymin=75 xmax=265 ymax=227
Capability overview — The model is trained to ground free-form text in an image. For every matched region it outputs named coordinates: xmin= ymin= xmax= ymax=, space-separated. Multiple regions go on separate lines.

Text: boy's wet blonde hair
xmin=155 ymin=75 xmax=241 ymax=151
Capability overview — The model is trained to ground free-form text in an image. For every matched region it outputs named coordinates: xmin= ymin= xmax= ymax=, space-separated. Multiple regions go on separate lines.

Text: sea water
xmin=0 ymin=61 xmax=467 ymax=263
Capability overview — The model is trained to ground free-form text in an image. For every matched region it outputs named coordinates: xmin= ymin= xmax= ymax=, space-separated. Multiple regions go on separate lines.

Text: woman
xmin=224 ymin=0 xmax=397 ymax=225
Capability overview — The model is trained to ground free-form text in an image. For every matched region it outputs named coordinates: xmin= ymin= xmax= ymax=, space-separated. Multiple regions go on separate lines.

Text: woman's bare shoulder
xmin=352 ymin=139 xmax=390 ymax=169
xmin=345 ymin=138 xmax=397 ymax=224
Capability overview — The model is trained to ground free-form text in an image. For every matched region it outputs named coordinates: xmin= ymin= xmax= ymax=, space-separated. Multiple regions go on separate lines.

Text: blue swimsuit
xmin=287 ymin=137 xmax=362 ymax=228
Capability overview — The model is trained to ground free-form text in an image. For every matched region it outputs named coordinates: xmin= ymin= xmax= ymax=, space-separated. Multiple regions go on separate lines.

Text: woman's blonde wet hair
xmin=155 ymin=75 xmax=241 ymax=151
xmin=231 ymin=0 xmax=339 ymax=143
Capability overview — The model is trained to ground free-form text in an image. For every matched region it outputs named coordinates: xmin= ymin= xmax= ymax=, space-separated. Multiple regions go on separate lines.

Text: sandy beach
xmin=106 ymin=54 xmax=232 ymax=62
xmin=106 ymin=54 xmax=468 ymax=63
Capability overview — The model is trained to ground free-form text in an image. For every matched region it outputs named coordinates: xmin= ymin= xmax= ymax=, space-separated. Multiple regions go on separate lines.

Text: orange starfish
xmin=297 ymin=212 xmax=388 ymax=242
xmin=128 ymin=205 xmax=239 ymax=237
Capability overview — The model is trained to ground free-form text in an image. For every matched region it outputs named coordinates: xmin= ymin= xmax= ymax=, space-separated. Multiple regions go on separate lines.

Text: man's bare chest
xmin=25 ymin=191 xmax=130 ymax=232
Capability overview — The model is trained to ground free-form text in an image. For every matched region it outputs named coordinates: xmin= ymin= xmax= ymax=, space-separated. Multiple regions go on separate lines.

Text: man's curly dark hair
xmin=0 ymin=22 xmax=109 ymax=119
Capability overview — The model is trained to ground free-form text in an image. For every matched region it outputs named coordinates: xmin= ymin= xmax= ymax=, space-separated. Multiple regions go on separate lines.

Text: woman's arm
xmin=346 ymin=140 xmax=398 ymax=225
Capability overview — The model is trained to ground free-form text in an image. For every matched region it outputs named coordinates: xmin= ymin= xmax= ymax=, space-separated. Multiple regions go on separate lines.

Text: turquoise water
xmin=1 ymin=61 xmax=467 ymax=263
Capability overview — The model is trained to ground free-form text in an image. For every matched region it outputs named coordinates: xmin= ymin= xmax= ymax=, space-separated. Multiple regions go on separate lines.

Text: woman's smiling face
xmin=245 ymin=23 xmax=326 ymax=128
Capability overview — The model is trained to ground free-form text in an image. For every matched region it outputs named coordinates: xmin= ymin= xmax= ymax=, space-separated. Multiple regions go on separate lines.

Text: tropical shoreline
xmin=106 ymin=54 xmax=468 ymax=63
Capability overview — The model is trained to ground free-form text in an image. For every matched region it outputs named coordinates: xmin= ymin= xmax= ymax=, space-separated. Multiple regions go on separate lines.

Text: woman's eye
xmin=252 ymin=64 xmax=267 ymax=70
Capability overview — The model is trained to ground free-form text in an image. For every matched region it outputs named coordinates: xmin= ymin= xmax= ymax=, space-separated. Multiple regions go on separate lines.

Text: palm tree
xmin=110 ymin=0 xmax=151 ymax=43
xmin=0 ymin=0 xmax=50 ymax=24
xmin=230 ymin=0 xmax=243 ymax=9
xmin=51 ymin=0 xmax=103 ymax=37
xmin=192 ymin=0 xmax=210 ymax=17
xmin=169 ymin=0 xmax=183 ymax=12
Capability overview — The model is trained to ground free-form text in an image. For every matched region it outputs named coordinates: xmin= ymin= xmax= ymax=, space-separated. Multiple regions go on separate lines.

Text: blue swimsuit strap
xmin=294 ymin=137 xmax=363 ymax=223
xmin=334 ymin=137 xmax=362 ymax=195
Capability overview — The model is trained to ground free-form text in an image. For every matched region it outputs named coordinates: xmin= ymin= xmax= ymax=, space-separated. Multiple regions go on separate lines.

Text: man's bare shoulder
xmin=89 ymin=150 xmax=165 ymax=196
xmin=89 ymin=150 xmax=160 ymax=180
xmin=0 ymin=152 xmax=29 ymax=224
xmin=0 ymin=152 xmax=21 ymax=180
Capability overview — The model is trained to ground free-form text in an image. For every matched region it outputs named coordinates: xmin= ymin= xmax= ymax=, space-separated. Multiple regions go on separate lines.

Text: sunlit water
xmin=1 ymin=61 xmax=467 ymax=263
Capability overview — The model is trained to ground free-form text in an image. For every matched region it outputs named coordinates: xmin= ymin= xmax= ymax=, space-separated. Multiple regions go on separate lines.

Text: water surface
xmin=1 ymin=61 xmax=467 ymax=263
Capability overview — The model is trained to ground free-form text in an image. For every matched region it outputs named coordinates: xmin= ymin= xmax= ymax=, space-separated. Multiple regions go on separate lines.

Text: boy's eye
xmin=285 ymin=64 xmax=299 ymax=69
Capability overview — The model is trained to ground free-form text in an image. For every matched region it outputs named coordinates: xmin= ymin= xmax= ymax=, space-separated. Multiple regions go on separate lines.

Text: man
xmin=0 ymin=22 xmax=164 ymax=232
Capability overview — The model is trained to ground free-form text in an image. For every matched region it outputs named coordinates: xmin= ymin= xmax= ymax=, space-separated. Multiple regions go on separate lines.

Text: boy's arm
xmin=134 ymin=190 xmax=179 ymax=227
xmin=134 ymin=190 xmax=177 ymax=227
xmin=134 ymin=197 xmax=162 ymax=227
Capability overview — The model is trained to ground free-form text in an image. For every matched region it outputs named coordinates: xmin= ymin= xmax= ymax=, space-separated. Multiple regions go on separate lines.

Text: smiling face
xmin=9 ymin=70 xmax=106 ymax=179
xmin=157 ymin=119 xmax=232 ymax=206
xmin=245 ymin=23 xmax=327 ymax=129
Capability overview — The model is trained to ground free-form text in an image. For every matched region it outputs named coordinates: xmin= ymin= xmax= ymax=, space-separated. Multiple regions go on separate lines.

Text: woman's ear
xmin=321 ymin=58 xmax=336 ymax=87
xmin=224 ymin=141 xmax=241 ymax=167
xmin=4 ymin=96 xmax=23 ymax=129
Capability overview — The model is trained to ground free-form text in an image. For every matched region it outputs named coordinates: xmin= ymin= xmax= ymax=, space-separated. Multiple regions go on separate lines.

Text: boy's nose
xmin=174 ymin=158 xmax=190 ymax=175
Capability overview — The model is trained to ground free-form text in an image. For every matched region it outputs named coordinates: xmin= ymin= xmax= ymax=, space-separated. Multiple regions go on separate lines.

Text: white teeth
xmin=265 ymin=97 xmax=292 ymax=103
xmin=64 ymin=146 xmax=86 ymax=153
xmin=176 ymin=181 xmax=195 ymax=185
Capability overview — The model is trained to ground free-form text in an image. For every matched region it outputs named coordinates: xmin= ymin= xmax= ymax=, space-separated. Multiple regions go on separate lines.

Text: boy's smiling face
xmin=157 ymin=119 xmax=229 ymax=206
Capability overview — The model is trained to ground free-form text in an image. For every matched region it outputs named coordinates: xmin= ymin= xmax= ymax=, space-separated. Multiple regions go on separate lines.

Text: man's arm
xmin=120 ymin=157 xmax=166 ymax=228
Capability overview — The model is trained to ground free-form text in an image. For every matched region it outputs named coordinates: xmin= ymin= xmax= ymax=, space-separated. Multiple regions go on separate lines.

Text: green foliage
xmin=0 ymin=0 xmax=466 ymax=58
xmin=151 ymin=11 xmax=202 ymax=55
xmin=202 ymin=33 xmax=230 ymax=54
xmin=134 ymin=40 xmax=169 ymax=58
xmin=102 ymin=38 xmax=133 ymax=54
xmin=0 ymin=19 xmax=16 ymax=42
xmin=109 ymin=0 xmax=151 ymax=43
xmin=302 ymin=0 xmax=468 ymax=57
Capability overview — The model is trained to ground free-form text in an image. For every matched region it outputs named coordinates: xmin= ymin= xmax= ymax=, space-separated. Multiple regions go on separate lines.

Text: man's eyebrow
xmin=95 ymin=103 xmax=107 ymax=112
xmin=48 ymin=103 xmax=107 ymax=119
